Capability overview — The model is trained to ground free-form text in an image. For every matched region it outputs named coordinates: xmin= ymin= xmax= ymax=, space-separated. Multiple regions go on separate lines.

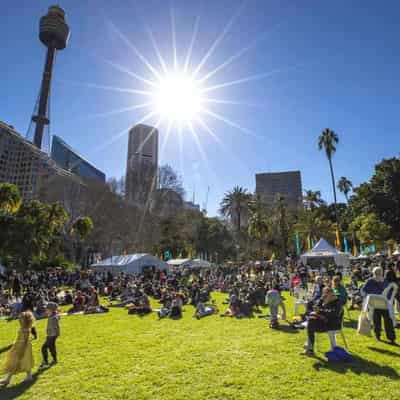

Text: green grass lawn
xmin=1 ymin=292 xmax=399 ymax=400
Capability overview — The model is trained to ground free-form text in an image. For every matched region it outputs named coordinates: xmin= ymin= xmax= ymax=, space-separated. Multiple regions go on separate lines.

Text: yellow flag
xmin=335 ymin=229 xmax=340 ymax=250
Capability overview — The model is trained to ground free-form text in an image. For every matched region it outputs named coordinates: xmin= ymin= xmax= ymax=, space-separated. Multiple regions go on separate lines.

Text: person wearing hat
xmin=39 ymin=302 xmax=60 ymax=369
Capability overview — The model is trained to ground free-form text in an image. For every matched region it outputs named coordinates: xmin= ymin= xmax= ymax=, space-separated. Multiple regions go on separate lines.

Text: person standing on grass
xmin=361 ymin=267 xmax=396 ymax=344
xmin=0 ymin=311 xmax=36 ymax=387
xmin=39 ymin=302 xmax=60 ymax=369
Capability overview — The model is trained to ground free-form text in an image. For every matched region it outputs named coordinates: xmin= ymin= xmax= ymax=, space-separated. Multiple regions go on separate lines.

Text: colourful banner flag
xmin=335 ymin=229 xmax=341 ymax=250
xmin=295 ymin=232 xmax=301 ymax=256
xmin=343 ymin=237 xmax=349 ymax=253
xmin=307 ymin=235 xmax=311 ymax=250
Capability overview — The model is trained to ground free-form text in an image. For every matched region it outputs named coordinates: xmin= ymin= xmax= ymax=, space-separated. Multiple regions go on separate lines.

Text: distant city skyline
xmin=2 ymin=1 xmax=400 ymax=215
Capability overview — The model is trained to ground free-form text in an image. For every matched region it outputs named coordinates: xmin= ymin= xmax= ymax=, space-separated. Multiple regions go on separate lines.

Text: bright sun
xmin=153 ymin=72 xmax=203 ymax=123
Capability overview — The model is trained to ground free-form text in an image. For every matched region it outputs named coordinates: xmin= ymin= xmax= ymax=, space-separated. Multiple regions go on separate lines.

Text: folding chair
xmin=316 ymin=310 xmax=349 ymax=352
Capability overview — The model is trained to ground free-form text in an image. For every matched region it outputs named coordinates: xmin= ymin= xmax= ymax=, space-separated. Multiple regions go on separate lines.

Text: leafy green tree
xmin=350 ymin=213 xmax=391 ymax=248
xmin=303 ymin=189 xmax=325 ymax=210
xmin=295 ymin=208 xmax=335 ymax=246
xmin=1 ymin=200 xmax=68 ymax=269
xmin=72 ymin=217 xmax=94 ymax=240
xmin=248 ymin=195 xmax=270 ymax=257
xmin=272 ymin=194 xmax=292 ymax=260
xmin=318 ymin=128 xmax=339 ymax=221
xmin=219 ymin=186 xmax=251 ymax=234
xmin=350 ymin=157 xmax=400 ymax=239
xmin=0 ymin=183 xmax=21 ymax=213
xmin=337 ymin=177 xmax=353 ymax=203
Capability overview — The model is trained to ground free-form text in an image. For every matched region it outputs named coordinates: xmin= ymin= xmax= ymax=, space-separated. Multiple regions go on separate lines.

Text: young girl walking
xmin=0 ymin=311 xmax=36 ymax=386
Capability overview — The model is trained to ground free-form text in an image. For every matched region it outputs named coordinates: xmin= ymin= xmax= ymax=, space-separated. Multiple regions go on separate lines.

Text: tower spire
xmin=32 ymin=5 xmax=70 ymax=149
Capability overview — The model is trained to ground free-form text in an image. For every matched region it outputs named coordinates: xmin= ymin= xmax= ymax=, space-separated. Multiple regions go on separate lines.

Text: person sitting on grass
xmin=84 ymin=288 xmax=108 ymax=314
xmin=67 ymin=290 xmax=85 ymax=314
xmin=169 ymin=293 xmax=183 ymax=318
xmin=266 ymin=284 xmax=286 ymax=329
xmin=220 ymin=294 xmax=241 ymax=318
xmin=127 ymin=293 xmax=152 ymax=316
xmin=301 ymin=286 xmax=342 ymax=357
xmin=193 ymin=300 xmax=218 ymax=319
xmin=331 ymin=275 xmax=348 ymax=307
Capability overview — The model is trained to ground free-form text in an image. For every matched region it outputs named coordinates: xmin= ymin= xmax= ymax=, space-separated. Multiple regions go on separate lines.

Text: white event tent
xmin=167 ymin=258 xmax=214 ymax=269
xmin=91 ymin=254 xmax=168 ymax=274
xmin=300 ymin=238 xmax=350 ymax=269
xmin=167 ymin=258 xmax=194 ymax=268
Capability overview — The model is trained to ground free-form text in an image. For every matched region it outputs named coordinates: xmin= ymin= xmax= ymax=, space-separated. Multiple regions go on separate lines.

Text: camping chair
xmin=316 ymin=309 xmax=349 ymax=352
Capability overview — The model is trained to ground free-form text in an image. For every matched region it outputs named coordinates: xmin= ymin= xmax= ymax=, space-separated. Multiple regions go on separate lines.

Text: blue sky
xmin=1 ymin=0 xmax=400 ymax=215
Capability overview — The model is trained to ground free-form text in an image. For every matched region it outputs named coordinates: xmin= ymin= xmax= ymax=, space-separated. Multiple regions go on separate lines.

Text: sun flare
xmin=152 ymin=72 xmax=203 ymax=124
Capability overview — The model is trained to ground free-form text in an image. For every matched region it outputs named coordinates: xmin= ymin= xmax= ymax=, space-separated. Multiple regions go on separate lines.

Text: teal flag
xmin=344 ymin=237 xmax=349 ymax=253
xmin=295 ymin=232 xmax=300 ymax=256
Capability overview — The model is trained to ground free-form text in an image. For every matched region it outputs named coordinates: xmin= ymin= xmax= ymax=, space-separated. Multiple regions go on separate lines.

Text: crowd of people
xmin=0 ymin=256 xmax=399 ymax=385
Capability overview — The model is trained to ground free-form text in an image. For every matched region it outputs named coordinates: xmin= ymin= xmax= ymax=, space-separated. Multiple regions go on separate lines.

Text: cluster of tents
xmin=90 ymin=254 xmax=214 ymax=274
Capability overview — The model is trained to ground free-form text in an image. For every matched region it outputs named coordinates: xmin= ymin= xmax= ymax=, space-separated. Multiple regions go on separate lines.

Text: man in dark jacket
xmin=301 ymin=287 xmax=342 ymax=356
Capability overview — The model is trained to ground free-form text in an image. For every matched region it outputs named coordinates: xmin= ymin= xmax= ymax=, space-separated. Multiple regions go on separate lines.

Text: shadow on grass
xmin=0 ymin=365 xmax=53 ymax=400
xmin=312 ymin=354 xmax=399 ymax=379
xmin=0 ymin=345 xmax=12 ymax=355
xmin=367 ymin=346 xmax=400 ymax=357
xmin=276 ymin=324 xmax=299 ymax=334
xmin=343 ymin=320 xmax=358 ymax=329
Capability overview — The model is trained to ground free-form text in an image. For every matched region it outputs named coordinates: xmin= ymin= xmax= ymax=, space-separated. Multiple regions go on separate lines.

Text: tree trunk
xmin=328 ymin=156 xmax=338 ymax=222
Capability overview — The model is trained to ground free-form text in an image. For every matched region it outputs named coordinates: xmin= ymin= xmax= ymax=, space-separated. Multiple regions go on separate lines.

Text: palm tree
xmin=318 ymin=128 xmax=339 ymax=221
xmin=337 ymin=176 xmax=353 ymax=203
xmin=248 ymin=195 xmax=269 ymax=240
xmin=219 ymin=186 xmax=251 ymax=234
xmin=303 ymin=189 xmax=325 ymax=210
xmin=248 ymin=195 xmax=270 ymax=258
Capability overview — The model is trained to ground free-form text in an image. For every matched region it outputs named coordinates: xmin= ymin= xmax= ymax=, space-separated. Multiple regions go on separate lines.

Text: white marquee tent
xmin=167 ymin=258 xmax=214 ymax=269
xmin=167 ymin=259 xmax=194 ymax=268
xmin=91 ymin=254 xmax=168 ymax=274
xmin=300 ymin=238 xmax=350 ymax=269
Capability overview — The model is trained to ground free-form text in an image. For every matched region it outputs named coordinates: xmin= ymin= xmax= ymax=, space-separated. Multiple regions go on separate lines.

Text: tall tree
xmin=158 ymin=164 xmax=185 ymax=198
xmin=272 ymin=194 xmax=291 ymax=260
xmin=248 ymin=195 xmax=270 ymax=257
xmin=303 ymin=189 xmax=325 ymax=210
xmin=350 ymin=213 xmax=390 ymax=248
xmin=337 ymin=177 xmax=353 ymax=203
xmin=219 ymin=186 xmax=251 ymax=234
xmin=318 ymin=128 xmax=339 ymax=221
xmin=350 ymin=157 xmax=400 ymax=239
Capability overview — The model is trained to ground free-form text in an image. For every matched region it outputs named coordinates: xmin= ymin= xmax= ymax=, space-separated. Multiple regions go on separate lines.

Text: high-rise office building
xmin=255 ymin=170 xmax=302 ymax=208
xmin=0 ymin=121 xmax=81 ymax=200
xmin=51 ymin=135 xmax=105 ymax=183
xmin=125 ymin=124 xmax=159 ymax=206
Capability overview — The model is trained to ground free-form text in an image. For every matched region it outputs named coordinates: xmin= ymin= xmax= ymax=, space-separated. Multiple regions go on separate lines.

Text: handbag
xmin=357 ymin=311 xmax=371 ymax=336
